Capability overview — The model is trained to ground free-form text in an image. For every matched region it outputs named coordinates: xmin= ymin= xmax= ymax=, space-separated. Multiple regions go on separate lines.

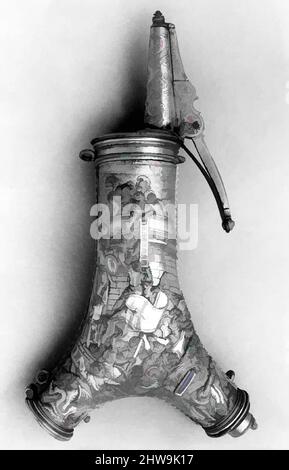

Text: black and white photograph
xmin=0 ymin=0 xmax=288 ymax=456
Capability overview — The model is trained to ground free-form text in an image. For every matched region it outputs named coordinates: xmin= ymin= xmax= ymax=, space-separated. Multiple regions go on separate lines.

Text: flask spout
xmin=145 ymin=11 xmax=235 ymax=232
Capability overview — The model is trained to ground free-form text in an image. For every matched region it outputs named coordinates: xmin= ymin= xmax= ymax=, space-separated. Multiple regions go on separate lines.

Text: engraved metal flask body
xmin=26 ymin=12 xmax=256 ymax=441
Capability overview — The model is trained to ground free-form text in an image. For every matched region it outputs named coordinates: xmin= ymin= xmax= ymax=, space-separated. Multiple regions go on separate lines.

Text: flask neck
xmin=92 ymin=136 xmax=182 ymax=306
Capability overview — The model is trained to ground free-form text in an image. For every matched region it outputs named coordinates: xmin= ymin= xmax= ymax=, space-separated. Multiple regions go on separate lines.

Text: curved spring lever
xmin=180 ymin=139 xmax=235 ymax=233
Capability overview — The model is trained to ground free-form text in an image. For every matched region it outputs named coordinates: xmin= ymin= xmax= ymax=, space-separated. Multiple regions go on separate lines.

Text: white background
xmin=0 ymin=0 xmax=289 ymax=449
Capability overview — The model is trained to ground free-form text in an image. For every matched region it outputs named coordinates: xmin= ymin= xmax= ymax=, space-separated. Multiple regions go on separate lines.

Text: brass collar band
xmin=203 ymin=389 xmax=254 ymax=438
xmin=80 ymin=131 xmax=184 ymax=167
xmin=26 ymin=398 xmax=74 ymax=441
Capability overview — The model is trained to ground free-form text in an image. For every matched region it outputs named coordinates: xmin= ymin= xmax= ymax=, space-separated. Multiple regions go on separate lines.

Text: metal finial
xmin=152 ymin=11 xmax=165 ymax=25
